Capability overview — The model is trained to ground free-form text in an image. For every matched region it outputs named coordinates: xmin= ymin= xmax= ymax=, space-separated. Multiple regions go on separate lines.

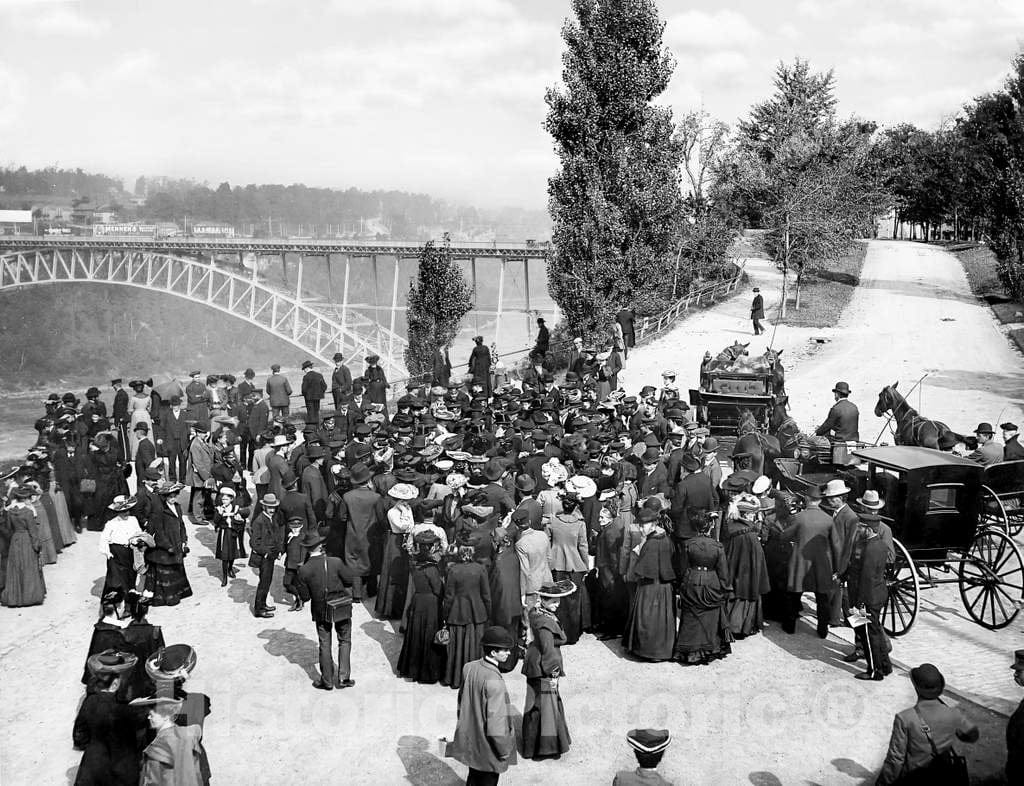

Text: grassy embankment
xmin=947 ymin=242 xmax=1024 ymax=352
xmin=777 ymin=239 xmax=868 ymax=328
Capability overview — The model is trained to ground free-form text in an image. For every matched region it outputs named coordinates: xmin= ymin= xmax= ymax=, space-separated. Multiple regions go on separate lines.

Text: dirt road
xmin=2 ymin=240 xmax=1020 ymax=785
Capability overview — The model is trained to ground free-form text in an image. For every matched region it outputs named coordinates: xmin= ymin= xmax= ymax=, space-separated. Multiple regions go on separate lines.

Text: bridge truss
xmin=0 ymin=246 xmax=408 ymax=380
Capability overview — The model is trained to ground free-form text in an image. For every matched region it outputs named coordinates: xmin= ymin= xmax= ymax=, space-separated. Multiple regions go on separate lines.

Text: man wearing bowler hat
xmin=751 ymin=286 xmax=765 ymax=335
xmin=451 ymin=625 xmax=517 ymax=785
xmin=1007 ymin=649 xmax=1024 ymax=783
xmin=250 ymin=492 xmax=284 ymax=618
xmin=330 ymin=352 xmax=353 ymax=411
xmin=968 ymin=422 xmax=1002 ymax=466
xmin=293 ymin=529 xmax=355 ymax=690
xmin=300 ymin=360 xmax=327 ymax=425
xmin=1002 ymin=422 xmax=1024 ymax=461
xmin=779 ymin=484 xmax=840 ymax=637
xmin=877 ymin=663 xmax=978 ymax=784
xmin=341 ymin=461 xmax=388 ymax=600
xmin=815 ymin=381 xmax=859 ymax=442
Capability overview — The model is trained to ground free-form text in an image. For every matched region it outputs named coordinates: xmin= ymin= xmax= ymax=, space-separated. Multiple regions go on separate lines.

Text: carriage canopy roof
xmin=852 ymin=445 xmax=980 ymax=472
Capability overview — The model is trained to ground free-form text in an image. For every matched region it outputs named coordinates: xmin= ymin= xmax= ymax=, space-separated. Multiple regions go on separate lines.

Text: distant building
xmin=192 ymin=222 xmax=236 ymax=238
xmin=41 ymin=205 xmax=74 ymax=221
xmin=0 ymin=209 xmax=33 ymax=234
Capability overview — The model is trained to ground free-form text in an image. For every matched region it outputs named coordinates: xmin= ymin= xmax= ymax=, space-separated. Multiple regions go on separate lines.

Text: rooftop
xmin=852 ymin=445 xmax=980 ymax=472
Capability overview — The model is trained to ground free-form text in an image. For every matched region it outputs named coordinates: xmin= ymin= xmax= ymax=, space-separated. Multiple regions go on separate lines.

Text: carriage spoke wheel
xmin=883 ymin=538 xmax=919 ymax=637
xmin=958 ymin=529 xmax=1024 ymax=630
xmin=979 ymin=487 xmax=1016 ymax=536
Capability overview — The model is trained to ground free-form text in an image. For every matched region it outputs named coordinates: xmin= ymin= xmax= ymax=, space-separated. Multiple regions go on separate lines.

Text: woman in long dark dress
xmin=488 ymin=524 xmax=522 ymax=673
xmin=121 ymin=592 xmax=165 ymax=701
xmin=675 ymin=513 xmax=734 ymax=665
xmin=721 ymin=494 xmax=770 ymax=639
xmin=88 ymin=434 xmax=128 ymax=532
xmin=212 ymin=487 xmax=248 ymax=586
xmin=74 ymin=652 xmax=143 ymax=786
xmin=547 ymin=494 xmax=590 ymax=645
xmin=1 ymin=488 xmax=46 ymax=607
xmin=377 ymin=483 xmax=417 ymax=619
xmin=397 ymin=532 xmax=445 ymax=684
xmin=144 ymin=482 xmax=193 ymax=607
xmin=441 ymin=545 xmax=491 ymax=689
xmin=623 ymin=509 xmax=676 ymax=661
xmin=363 ymin=355 xmax=390 ymax=409
xmin=82 ymin=589 xmax=130 ymax=687
xmin=522 ymin=580 xmax=574 ymax=760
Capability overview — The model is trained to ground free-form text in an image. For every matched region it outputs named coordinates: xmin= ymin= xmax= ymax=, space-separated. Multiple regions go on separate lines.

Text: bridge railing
xmin=634 ymin=259 xmax=746 ymax=346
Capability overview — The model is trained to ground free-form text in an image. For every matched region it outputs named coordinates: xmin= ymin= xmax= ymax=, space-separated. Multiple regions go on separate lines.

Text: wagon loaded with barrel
xmin=775 ymin=446 xmax=1024 ymax=637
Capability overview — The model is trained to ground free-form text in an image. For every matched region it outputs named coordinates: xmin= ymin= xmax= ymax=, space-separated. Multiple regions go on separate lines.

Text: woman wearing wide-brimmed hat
xmin=73 ymin=649 xmax=144 ymax=786
xmin=0 ymin=485 xmax=46 ymax=608
xmin=100 ymin=495 xmax=143 ymax=596
xmin=547 ymin=491 xmax=590 ymax=645
xmin=397 ymin=530 xmax=446 ymax=685
xmin=522 ymin=579 xmax=575 ymax=759
xmin=376 ymin=483 xmax=419 ymax=619
xmin=82 ymin=589 xmax=130 ymax=690
xmin=132 ymin=685 xmax=208 ymax=786
xmin=362 ymin=354 xmax=390 ymax=420
xmin=876 ymin=663 xmax=979 ymax=785
xmin=145 ymin=481 xmax=193 ymax=607
xmin=721 ymin=493 xmax=770 ymax=639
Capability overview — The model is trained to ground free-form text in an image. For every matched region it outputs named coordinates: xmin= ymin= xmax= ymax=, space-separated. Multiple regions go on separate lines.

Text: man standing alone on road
xmin=815 ymin=382 xmax=860 ymax=442
xmin=294 ymin=530 xmax=354 ymax=691
xmin=300 ymin=360 xmax=327 ymax=425
xmin=751 ymin=287 xmax=765 ymax=335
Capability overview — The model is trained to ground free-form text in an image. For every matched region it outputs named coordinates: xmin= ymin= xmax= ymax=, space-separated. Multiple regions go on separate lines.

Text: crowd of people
xmin=1 ymin=324 xmax=1022 ymax=784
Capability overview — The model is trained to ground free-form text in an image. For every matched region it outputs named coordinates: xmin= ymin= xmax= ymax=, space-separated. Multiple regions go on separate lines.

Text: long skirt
xmin=522 ymin=677 xmax=571 ymax=759
xmin=727 ymin=597 xmax=764 ymax=638
xmin=146 ymin=561 xmax=193 ymax=607
xmin=33 ymin=508 xmax=58 ymax=565
xmin=396 ymin=593 xmax=444 ymax=684
xmin=762 ymin=533 xmax=793 ymax=623
xmin=375 ymin=532 xmax=409 ymax=620
xmin=551 ymin=568 xmax=589 ymax=645
xmin=442 ymin=622 xmax=485 ymax=689
xmin=52 ymin=485 xmax=77 ymax=546
xmin=1 ymin=532 xmax=45 ymax=607
xmin=104 ymin=545 xmax=137 ymax=596
xmin=38 ymin=494 xmax=65 ymax=553
xmin=675 ymin=574 xmax=733 ymax=664
xmin=623 ymin=581 xmax=676 ymax=661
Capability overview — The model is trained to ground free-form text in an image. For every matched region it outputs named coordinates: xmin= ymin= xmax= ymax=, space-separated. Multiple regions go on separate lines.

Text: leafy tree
xmin=403 ymin=237 xmax=473 ymax=383
xmin=545 ymin=0 xmax=685 ymax=338
xmin=715 ymin=59 xmax=887 ymax=313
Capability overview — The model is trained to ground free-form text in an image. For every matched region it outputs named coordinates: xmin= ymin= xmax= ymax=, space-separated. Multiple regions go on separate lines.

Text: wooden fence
xmin=634 ymin=259 xmax=747 ymax=346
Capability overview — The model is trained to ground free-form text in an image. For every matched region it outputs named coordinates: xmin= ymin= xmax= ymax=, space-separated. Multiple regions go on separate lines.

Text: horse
xmin=768 ymin=398 xmax=800 ymax=457
xmin=873 ymin=382 xmax=969 ymax=451
xmin=763 ymin=348 xmax=786 ymax=396
xmin=715 ymin=341 xmax=750 ymax=367
xmin=734 ymin=408 xmax=782 ymax=479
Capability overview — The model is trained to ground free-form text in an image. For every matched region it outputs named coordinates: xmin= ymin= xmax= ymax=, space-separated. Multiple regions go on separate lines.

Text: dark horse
xmin=874 ymin=382 xmax=969 ymax=450
xmin=763 ymin=348 xmax=786 ymax=397
xmin=769 ymin=399 xmax=800 ymax=457
xmin=734 ymin=408 xmax=782 ymax=478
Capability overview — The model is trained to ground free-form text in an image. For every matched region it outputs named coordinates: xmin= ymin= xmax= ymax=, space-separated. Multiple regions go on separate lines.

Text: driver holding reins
xmin=815 ymin=381 xmax=860 ymax=442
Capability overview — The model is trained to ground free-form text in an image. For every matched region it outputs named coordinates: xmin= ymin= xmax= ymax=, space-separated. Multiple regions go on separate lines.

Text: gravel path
xmin=1 ymin=240 xmax=1019 ymax=785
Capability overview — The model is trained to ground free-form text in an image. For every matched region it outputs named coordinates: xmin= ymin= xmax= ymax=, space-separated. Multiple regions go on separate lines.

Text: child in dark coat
xmin=283 ymin=517 xmax=307 ymax=611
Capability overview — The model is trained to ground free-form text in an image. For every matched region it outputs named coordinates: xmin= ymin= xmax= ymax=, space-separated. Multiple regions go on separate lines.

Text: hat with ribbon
xmin=145 ymin=644 xmax=197 ymax=683
xmin=86 ymin=649 xmax=139 ymax=678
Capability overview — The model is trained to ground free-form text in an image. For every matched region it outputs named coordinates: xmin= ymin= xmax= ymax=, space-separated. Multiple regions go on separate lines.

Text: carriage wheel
xmin=959 ymin=529 xmax=1024 ymax=629
xmin=979 ymin=486 xmax=1022 ymax=537
xmin=882 ymin=538 xmax=919 ymax=637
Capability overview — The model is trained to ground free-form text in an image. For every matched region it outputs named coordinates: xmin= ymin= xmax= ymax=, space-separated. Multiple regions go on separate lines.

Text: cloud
xmin=328 ymin=0 xmax=517 ymax=21
xmin=665 ymin=9 xmax=761 ymax=50
xmin=14 ymin=5 xmax=109 ymax=36
xmin=0 ymin=63 xmax=26 ymax=128
xmin=108 ymin=50 xmax=158 ymax=81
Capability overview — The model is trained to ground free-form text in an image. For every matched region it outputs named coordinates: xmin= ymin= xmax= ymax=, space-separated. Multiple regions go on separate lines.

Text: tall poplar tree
xmin=545 ymin=0 xmax=685 ymax=337
xmin=403 ymin=237 xmax=473 ymax=383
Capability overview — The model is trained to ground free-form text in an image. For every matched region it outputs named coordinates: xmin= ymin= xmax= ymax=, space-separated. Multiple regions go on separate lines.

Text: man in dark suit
xmin=111 ymin=378 xmax=130 ymax=454
xmin=669 ymin=454 xmax=718 ymax=540
xmin=823 ymin=479 xmax=862 ymax=627
xmin=780 ymin=486 xmax=841 ymax=637
xmin=294 ymin=531 xmax=354 ymax=690
xmin=266 ymin=434 xmax=293 ymax=501
xmin=340 ymin=462 xmax=388 ymax=600
xmin=1008 ymin=649 xmax=1024 ymax=784
xmin=330 ymin=353 xmax=353 ymax=411
xmin=638 ymin=447 xmax=669 ymax=499
xmin=750 ymin=287 xmax=765 ymax=335
xmin=846 ymin=513 xmax=891 ymax=680
xmin=158 ymin=395 xmax=190 ymax=483
xmin=481 ymin=461 xmax=515 ymax=517
xmin=533 ymin=317 xmax=550 ymax=358
xmin=133 ymin=422 xmax=156 ymax=481
xmin=616 ymin=307 xmax=635 ymax=358
xmin=815 ymin=381 xmax=860 ymax=442
xmin=301 ymin=447 xmax=329 ymax=525
xmin=250 ymin=493 xmax=285 ymax=617
xmin=300 ymin=360 xmax=327 ymax=424
xmin=1003 ymin=422 xmax=1024 ymax=461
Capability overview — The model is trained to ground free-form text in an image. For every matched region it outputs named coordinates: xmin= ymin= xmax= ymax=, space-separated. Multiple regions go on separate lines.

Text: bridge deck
xmin=0 ymin=236 xmax=550 ymax=259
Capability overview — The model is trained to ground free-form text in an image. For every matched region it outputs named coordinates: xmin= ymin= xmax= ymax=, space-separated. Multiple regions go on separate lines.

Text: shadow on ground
xmin=256 ymin=627 xmax=319 ymax=680
xmin=395 ymin=735 xmax=462 ymax=785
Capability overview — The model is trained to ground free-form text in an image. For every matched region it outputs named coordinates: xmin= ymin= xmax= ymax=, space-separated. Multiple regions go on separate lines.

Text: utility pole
xmin=780 ymin=214 xmax=790 ymax=319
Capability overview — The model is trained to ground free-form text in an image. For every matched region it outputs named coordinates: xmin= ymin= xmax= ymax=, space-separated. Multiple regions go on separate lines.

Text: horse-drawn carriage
xmin=775 ymin=445 xmax=1024 ymax=637
xmin=689 ymin=341 xmax=781 ymax=453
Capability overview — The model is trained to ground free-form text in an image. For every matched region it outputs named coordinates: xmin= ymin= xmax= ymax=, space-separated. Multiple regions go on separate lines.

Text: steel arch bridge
xmin=0 ymin=246 xmax=408 ymax=380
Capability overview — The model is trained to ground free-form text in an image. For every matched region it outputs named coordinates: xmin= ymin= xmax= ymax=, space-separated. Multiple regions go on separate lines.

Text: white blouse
xmin=99 ymin=515 xmax=143 ymax=556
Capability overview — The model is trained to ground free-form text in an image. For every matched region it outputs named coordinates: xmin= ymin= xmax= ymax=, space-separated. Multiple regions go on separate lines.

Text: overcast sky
xmin=1 ymin=0 xmax=1022 ymax=209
